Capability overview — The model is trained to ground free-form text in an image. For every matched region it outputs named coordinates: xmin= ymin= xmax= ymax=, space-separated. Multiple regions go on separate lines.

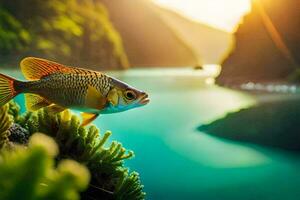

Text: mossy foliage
xmin=0 ymin=101 xmax=145 ymax=200
xmin=0 ymin=133 xmax=90 ymax=200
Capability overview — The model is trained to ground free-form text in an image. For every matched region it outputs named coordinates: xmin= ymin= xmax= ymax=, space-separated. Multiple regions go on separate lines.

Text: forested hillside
xmin=0 ymin=0 xmax=129 ymax=70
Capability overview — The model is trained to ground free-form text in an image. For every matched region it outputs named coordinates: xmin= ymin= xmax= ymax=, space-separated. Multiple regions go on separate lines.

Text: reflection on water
xmin=4 ymin=68 xmax=300 ymax=200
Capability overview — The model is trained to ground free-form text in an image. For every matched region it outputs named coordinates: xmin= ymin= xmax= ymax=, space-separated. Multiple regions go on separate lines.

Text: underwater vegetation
xmin=199 ymin=98 xmax=300 ymax=151
xmin=0 ymin=133 xmax=90 ymax=200
xmin=0 ymin=101 xmax=145 ymax=200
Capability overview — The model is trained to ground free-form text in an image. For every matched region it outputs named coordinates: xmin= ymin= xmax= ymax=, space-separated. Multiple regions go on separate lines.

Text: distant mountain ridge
xmin=153 ymin=5 xmax=233 ymax=64
xmin=101 ymin=0 xmax=232 ymax=67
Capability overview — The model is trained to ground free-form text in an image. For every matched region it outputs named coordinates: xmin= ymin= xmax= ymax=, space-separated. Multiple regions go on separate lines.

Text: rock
xmin=217 ymin=0 xmax=300 ymax=85
xmin=8 ymin=123 xmax=30 ymax=145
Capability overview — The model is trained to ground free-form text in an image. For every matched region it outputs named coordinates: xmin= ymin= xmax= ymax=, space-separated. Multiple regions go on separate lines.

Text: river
xmin=3 ymin=67 xmax=300 ymax=200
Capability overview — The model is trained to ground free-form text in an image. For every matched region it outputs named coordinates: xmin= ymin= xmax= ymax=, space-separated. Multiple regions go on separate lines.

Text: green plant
xmin=0 ymin=0 xmax=129 ymax=69
xmin=0 ymin=133 xmax=90 ymax=200
xmin=0 ymin=8 xmax=30 ymax=54
xmin=0 ymin=103 xmax=13 ymax=148
xmin=1 ymin=101 xmax=145 ymax=200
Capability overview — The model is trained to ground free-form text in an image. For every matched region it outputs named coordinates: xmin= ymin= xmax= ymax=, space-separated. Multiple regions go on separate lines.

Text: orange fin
xmin=0 ymin=73 xmax=19 ymax=106
xmin=85 ymin=85 xmax=107 ymax=110
xmin=46 ymin=104 xmax=66 ymax=115
xmin=20 ymin=57 xmax=81 ymax=80
xmin=25 ymin=94 xmax=51 ymax=111
xmin=81 ymin=113 xmax=99 ymax=126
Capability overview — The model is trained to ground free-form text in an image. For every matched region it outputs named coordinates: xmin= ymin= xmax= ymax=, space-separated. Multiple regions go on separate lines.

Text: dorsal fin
xmin=20 ymin=57 xmax=80 ymax=80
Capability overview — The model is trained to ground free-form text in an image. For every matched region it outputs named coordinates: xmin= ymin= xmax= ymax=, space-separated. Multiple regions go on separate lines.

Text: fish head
xmin=104 ymin=78 xmax=149 ymax=113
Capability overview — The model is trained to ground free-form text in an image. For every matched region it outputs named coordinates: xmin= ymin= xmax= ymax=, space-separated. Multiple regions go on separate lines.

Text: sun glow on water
xmin=153 ymin=0 xmax=251 ymax=32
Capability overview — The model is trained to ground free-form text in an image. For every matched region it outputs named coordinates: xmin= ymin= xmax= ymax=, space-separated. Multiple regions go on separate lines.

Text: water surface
xmin=4 ymin=68 xmax=300 ymax=200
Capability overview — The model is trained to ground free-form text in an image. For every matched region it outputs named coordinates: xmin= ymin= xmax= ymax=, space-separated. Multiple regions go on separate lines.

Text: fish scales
xmin=0 ymin=57 xmax=149 ymax=126
xmin=26 ymin=72 xmax=112 ymax=107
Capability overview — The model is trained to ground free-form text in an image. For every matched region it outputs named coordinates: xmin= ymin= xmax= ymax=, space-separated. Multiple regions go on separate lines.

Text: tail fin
xmin=0 ymin=73 xmax=21 ymax=106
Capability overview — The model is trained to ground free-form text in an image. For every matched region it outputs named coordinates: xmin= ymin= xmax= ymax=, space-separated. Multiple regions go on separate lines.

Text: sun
xmin=152 ymin=0 xmax=251 ymax=32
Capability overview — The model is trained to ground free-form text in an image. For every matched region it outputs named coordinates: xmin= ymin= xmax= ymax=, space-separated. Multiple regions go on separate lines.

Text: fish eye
xmin=124 ymin=90 xmax=136 ymax=100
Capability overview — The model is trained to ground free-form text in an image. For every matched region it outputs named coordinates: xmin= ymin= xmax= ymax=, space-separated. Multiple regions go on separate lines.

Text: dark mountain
xmin=217 ymin=0 xmax=300 ymax=85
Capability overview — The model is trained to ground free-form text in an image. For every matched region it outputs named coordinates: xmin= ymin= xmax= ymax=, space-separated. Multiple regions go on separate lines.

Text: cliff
xmin=217 ymin=0 xmax=300 ymax=85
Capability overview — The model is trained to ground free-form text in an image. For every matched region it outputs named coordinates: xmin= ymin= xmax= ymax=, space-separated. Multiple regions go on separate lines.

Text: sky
xmin=152 ymin=0 xmax=252 ymax=32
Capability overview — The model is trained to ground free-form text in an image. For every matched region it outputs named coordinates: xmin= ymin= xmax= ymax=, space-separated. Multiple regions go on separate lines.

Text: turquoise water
xmin=4 ymin=68 xmax=300 ymax=200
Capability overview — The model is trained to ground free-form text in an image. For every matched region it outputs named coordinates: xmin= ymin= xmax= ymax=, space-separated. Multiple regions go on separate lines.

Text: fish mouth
xmin=139 ymin=94 xmax=150 ymax=105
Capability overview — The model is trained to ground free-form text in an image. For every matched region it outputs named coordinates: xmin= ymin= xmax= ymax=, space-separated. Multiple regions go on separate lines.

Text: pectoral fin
xmin=46 ymin=104 xmax=66 ymax=114
xmin=81 ymin=113 xmax=99 ymax=126
xmin=85 ymin=85 xmax=107 ymax=110
xmin=25 ymin=94 xmax=51 ymax=111
xmin=107 ymin=88 xmax=119 ymax=106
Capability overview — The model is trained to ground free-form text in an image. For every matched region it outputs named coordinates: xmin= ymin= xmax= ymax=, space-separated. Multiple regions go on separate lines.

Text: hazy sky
xmin=153 ymin=0 xmax=251 ymax=32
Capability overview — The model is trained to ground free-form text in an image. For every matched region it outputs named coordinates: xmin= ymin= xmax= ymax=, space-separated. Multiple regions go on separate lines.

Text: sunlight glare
xmin=153 ymin=0 xmax=251 ymax=32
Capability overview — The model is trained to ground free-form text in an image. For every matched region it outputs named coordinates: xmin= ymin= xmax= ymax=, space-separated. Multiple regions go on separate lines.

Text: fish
xmin=0 ymin=57 xmax=149 ymax=126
